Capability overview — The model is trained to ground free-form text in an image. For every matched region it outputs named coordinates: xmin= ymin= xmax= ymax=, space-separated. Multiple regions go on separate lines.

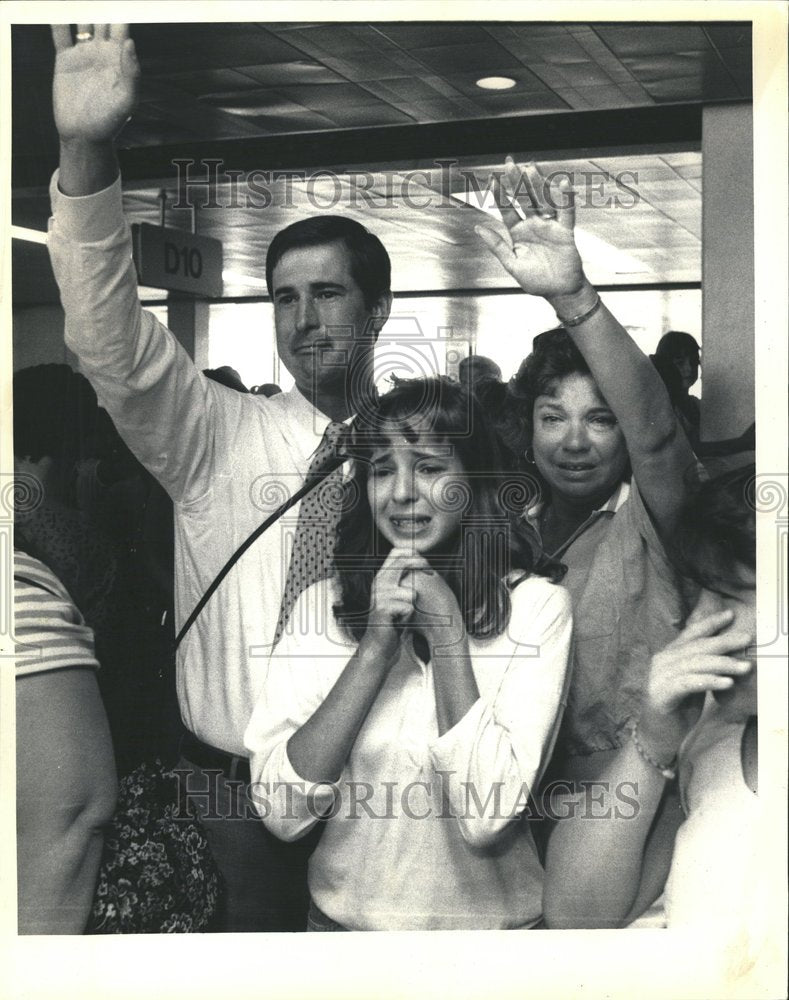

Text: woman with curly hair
xmin=245 ymin=376 xmax=572 ymax=930
xmin=476 ymin=161 xmax=697 ymax=826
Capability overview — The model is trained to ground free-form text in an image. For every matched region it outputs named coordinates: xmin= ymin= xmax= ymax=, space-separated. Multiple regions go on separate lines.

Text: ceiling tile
xmin=592 ymin=24 xmax=711 ymax=57
xmin=321 ymin=104 xmax=416 ymax=128
xmin=131 ymin=23 xmax=309 ymax=72
xmin=703 ymin=24 xmax=752 ymax=49
xmin=374 ymin=24 xmax=493 ymax=49
xmin=234 ymin=61 xmax=349 ymax=86
xmin=406 ymin=41 xmax=526 ymax=76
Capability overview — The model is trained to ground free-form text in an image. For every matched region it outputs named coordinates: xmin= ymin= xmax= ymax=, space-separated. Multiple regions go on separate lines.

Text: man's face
xmin=671 ymin=352 xmax=699 ymax=391
xmin=271 ymin=240 xmax=386 ymax=401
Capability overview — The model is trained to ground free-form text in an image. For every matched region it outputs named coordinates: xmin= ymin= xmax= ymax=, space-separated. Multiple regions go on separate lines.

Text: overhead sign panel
xmin=132 ymin=223 xmax=223 ymax=297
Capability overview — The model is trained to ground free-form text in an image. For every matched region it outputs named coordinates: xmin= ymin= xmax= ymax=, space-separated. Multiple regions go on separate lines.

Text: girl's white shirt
xmin=245 ymin=572 xmax=572 ymax=930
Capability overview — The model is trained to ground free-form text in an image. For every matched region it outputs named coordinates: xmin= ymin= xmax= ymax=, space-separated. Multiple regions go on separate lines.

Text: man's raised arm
xmin=47 ymin=24 xmax=213 ymax=504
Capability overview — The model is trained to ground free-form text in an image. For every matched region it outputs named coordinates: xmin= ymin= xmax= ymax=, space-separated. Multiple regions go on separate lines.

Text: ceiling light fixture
xmin=475 ymin=76 xmax=516 ymax=90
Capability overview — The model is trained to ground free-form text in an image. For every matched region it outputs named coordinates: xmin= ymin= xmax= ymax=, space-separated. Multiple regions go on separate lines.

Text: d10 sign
xmin=132 ymin=223 xmax=223 ymax=297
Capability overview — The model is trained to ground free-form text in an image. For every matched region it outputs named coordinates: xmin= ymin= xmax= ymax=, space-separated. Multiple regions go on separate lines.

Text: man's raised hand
xmin=51 ymin=24 xmax=139 ymax=146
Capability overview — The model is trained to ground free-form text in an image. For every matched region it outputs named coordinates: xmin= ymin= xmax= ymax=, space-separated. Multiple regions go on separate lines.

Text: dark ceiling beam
xmin=125 ymin=102 xmax=706 ymax=179
xmin=13 ymin=101 xmax=709 ymax=192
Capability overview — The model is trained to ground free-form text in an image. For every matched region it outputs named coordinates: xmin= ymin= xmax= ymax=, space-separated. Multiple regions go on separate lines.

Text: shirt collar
xmin=283 ymin=386 xmax=354 ymax=462
xmin=287 ymin=386 xmax=331 ymax=449
xmin=526 ymin=479 xmax=631 ymax=521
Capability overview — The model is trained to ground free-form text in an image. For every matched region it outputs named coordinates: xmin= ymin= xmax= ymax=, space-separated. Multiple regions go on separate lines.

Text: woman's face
xmin=367 ymin=426 xmax=468 ymax=555
xmin=531 ymin=372 xmax=629 ymax=505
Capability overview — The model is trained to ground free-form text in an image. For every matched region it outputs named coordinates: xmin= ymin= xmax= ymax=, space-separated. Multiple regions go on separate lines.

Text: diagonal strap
xmin=173 ymin=449 xmax=346 ymax=651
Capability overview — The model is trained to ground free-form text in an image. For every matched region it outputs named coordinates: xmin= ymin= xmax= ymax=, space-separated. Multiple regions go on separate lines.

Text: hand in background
xmin=638 ymin=605 xmax=754 ymax=762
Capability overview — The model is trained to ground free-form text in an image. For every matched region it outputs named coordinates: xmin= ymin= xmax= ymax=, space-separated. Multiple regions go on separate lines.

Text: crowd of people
xmin=13 ymin=23 xmax=762 ymax=943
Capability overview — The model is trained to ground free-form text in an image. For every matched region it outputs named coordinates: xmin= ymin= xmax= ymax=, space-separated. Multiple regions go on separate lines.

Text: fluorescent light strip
xmin=11 ymin=225 xmax=48 ymax=245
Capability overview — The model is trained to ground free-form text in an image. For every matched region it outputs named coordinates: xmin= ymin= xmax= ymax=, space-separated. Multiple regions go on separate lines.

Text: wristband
xmin=556 ymin=292 xmax=602 ymax=328
xmin=630 ymin=721 xmax=677 ymax=781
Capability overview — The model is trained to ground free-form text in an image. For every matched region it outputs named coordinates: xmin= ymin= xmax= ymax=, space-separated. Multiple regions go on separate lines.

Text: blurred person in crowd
xmin=13 ymin=364 xmax=117 ymax=636
xmin=458 ymin=353 xmax=502 ymax=390
xmin=250 ymin=382 xmax=283 ymax=397
xmin=203 ymin=365 xmax=249 ymax=392
xmin=654 ymin=330 xmax=701 ymax=438
xmin=650 ymin=344 xmax=755 ymax=460
xmin=544 ymin=464 xmax=763 ymax=956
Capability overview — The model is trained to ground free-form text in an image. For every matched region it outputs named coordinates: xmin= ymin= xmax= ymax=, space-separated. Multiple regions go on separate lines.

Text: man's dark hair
xmin=265 ymin=215 xmax=391 ymax=310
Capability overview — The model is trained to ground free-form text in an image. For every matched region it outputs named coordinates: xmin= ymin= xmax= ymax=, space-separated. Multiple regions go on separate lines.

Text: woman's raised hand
xmin=637 ymin=606 xmax=754 ymax=763
xmin=51 ymin=24 xmax=139 ymax=144
xmin=476 ymin=158 xmax=585 ymax=300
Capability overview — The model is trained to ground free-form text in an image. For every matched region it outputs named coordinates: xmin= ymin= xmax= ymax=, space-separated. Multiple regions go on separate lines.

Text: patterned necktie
xmin=273 ymin=421 xmax=348 ymax=647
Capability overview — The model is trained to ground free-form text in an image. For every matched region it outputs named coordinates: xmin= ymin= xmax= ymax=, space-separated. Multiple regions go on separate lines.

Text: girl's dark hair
xmin=333 ymin=376 xmax=563 ymax=643
xmin=668 ymin=463 xmax=756 ymax=593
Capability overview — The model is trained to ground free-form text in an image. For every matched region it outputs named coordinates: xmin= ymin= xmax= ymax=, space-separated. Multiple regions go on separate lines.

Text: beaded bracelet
xmin=630 ymin=721 xmax=677 ymax=781
xmin=557 ymin=292 xmax=602 ymax=328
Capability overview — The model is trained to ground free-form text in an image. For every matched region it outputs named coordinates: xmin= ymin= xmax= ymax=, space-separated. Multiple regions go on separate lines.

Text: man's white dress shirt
xmin=48 ymin=174 xmax=334 ymax=754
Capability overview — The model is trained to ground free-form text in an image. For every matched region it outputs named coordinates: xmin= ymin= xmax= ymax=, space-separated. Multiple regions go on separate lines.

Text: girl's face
xmin=367 ymin=426 xmax=468 ymax=555
xmin=693 ymin=569 xmax=757 ymax=721
xmin=531 ymin=372 xmax=629 ymax=505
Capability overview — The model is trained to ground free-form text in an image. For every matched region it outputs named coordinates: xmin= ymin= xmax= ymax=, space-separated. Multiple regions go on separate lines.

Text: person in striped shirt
xmin=14 ymin=548 xmax=117 ymax=934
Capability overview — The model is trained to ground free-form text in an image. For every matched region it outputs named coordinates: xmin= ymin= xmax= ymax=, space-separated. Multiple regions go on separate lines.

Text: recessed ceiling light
xmin=475 ymin=76 xmax=516 ymax=90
